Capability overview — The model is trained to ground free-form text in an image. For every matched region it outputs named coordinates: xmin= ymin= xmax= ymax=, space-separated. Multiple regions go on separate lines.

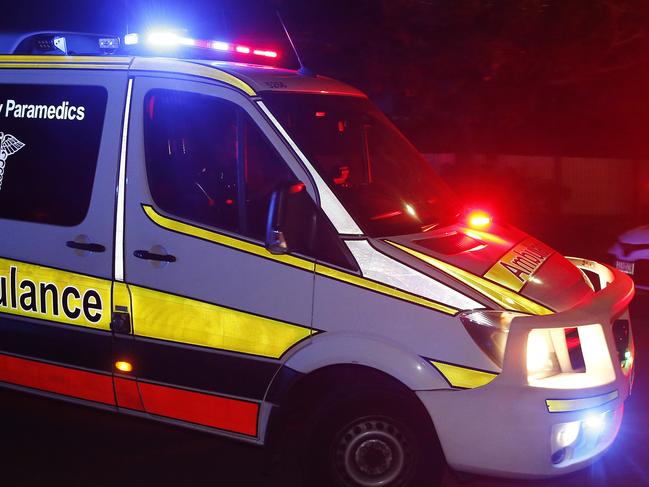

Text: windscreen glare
xmin=262 ymin=93 xmax=459 ymax=237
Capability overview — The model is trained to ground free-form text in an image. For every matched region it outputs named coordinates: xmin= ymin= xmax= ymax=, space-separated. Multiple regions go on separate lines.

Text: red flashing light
xmin=235 ymin=45 xmax=251 ymax=54
xmin=467 ymin=210 xmax=492 ymax=229
xmin=315 ymin=111 xmax=326 ymax=118
xmin=253 ymin=49 xmax=278 ymax=58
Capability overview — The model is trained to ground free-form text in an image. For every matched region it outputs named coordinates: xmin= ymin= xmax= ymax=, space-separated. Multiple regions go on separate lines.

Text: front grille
xmin=612 ymin=319 xmax=631 ymax=367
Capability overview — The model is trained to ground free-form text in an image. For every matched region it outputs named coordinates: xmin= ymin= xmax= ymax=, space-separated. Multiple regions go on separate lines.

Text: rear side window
xmin=0 ymin=84 xmax=107 ymax=226
xmin=143 ymin=89 xmax=295 ymax=241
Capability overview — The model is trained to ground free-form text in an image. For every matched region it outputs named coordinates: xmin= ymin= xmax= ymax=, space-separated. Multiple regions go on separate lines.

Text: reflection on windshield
xmin=262 ymin=93 xmax=459 ymax=237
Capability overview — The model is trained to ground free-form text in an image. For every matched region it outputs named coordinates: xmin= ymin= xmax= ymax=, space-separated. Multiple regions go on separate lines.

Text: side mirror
xmin=266 ymin=195 xmax=288 ymax=255
xmin=265 ymin=182 xmax=307 ymax=255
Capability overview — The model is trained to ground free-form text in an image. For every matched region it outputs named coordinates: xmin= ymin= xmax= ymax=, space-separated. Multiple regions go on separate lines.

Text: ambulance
xmin=0 ymin=31 xmax=636 ymax=487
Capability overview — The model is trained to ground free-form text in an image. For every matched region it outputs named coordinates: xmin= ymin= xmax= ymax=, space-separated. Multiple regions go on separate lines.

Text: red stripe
xmin=114 ymin=377 xmax=145 ymax=411
xmin=139 ymin=382 xmax=259 ymax=436
xmin=0 ymin=354 xmax=258 ymax=435
xmin=0 ymin=353 xmax=115 ymax=405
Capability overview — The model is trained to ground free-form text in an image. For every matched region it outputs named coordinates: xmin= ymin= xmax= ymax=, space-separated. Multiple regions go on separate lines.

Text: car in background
xmin=609 ymin=225 xmax=649 ymax=290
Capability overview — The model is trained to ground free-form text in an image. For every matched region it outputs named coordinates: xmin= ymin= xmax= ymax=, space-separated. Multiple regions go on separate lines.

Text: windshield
xmin=262 ymin=93 xmax=460 ymax=237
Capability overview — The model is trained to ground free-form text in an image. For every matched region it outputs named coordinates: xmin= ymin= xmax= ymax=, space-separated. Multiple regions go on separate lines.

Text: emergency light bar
xmin=3 ymin=32 xmax=121 ymax=56
xmin=124 ymin=31 xmax=279 ymax=59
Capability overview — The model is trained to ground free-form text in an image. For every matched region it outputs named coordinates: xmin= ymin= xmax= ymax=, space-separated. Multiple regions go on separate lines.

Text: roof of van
xmin=0 ymin=53 xmax=366 ymax=98
xmin=205 ymin=61 xmax=367 ymax=98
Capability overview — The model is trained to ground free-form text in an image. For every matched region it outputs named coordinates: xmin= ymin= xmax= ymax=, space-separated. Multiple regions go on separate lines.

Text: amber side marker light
xmin=467 ymin=210 xmax=492 ymax=229
xmin=115 ymin=361 xmax=133 ymax=373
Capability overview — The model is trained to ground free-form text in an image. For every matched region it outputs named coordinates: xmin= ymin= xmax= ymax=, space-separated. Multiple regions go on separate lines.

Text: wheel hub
xmin=355 ymin=438 xmax=393 ymax=476
xmin=334 ymin=417 xmax=410 ymax=487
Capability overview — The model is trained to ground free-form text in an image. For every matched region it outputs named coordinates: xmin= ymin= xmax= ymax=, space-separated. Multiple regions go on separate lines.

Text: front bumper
xmin=418 ymin=258 xmax=635 ymax=478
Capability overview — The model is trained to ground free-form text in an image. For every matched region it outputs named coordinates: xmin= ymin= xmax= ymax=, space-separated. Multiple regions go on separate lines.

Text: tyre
xmin=304 ymin=389 xmax=444 ymax=487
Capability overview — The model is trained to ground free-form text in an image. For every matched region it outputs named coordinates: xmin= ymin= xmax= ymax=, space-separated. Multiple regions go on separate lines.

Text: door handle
xmin=133 ymin=249 xmax=177 ymax=263
xmin=66 ymin=241 xmax=106 ymax=253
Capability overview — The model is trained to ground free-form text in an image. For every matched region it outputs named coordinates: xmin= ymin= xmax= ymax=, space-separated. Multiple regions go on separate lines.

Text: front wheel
xmin=306 ymin=391 xmax=444 ymax=487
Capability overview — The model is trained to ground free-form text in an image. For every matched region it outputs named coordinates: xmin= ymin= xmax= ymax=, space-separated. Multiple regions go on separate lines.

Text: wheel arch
xmin=262 ymin=333 xmax=450 ymax=445
xmin=278 ymin=332 xmax=449 ymax=391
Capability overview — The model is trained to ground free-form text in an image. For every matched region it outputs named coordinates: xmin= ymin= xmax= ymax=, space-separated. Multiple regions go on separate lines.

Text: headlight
xmin=461 ymin=310 xmax=562 ymax=379
xmin=461 ymin=311 xmax=612 ymax=386
xmin=526 ymin=329 xmax=561 ymax=379
xmin=459 ymin=310 xmax=525 ymax=368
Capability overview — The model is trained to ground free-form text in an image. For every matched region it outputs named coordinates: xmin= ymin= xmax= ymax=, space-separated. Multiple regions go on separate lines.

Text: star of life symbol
xmin=0 ymin=132 xmax=25 ymax=191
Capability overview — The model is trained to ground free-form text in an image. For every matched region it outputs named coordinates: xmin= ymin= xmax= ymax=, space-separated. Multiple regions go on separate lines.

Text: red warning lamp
xmin=467 ymin=210 xmax=492 ymax=229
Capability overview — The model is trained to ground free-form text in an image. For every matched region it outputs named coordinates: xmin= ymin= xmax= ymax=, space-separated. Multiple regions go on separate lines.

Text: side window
xmin=0 ymin=84 xmax=107 ymax=226
xmin=144 ymin=88 xmax=356 ymax=270
xmin=144 ymin=89 xmax=294 ymax=241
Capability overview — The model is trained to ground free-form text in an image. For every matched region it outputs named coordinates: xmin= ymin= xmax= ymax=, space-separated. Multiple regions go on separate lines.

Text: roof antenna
xmin=124 ymin=0 xmax=129 ymax=34
xmin=276 ymin=10 xmax=315 ymax=77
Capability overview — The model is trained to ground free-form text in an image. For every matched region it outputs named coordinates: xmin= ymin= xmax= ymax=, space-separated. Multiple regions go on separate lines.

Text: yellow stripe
xmin=430 ymin=361 xmax=498 ymax=389
xmin=315 ymin=264 xmax=457 ymax=315
xmin=143 ymin=205 xmax=314 ymax=271
xmin=0 ymin=257 xmax=308 ymax=358
xmin=112 ymin=281 xmax=131 ymax=313
xmin=143 ymin=206 xmax=457 ymax=314
xmin=130 ymin=57 xmax=256 ymax=96
xmin=483 ymin=238 xmax=553 ymax=292
xmin=0 ymin=56 xmax=254 ymax=95
xmin=130 ymin=285 xmax=311 ymax=358
xmin=0 ymin=63 xmax=128 ymax=70
xmin=0 ymin=258 xmax=112 ymax=331
xmin=387 ymin=241 xmax=552 ymax=315
xmin=0 ymin=55 xmax=131 ymax=64
xmin=546 ymin=390 xmax=619 ymax=413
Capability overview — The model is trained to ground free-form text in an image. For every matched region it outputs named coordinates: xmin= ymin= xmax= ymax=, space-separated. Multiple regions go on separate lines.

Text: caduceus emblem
xmin=0 ymin=132 xmax=25 ymax=191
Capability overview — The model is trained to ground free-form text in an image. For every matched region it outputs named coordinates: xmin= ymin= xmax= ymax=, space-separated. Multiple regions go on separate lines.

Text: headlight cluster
xmin=460 ymin=310 xmax=588 ymax=382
